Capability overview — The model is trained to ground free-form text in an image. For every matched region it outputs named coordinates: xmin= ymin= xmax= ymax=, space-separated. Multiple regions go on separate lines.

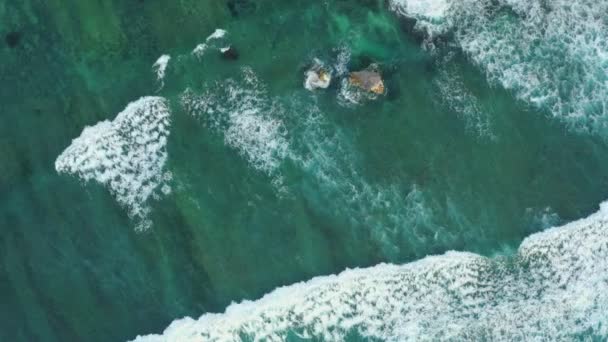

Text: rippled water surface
xmin=2 ymin=0 xmax=608 ymax=341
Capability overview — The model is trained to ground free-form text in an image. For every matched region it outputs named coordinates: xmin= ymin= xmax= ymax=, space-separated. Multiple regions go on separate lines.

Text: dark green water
xmin=2 ymin=0 xmax=608 ymax=341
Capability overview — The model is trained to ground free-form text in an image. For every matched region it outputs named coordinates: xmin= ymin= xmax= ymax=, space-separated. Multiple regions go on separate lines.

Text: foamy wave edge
xmin=131 ymin=201 xmax=608 ymax=341
xmin=391 ymin=0 xmax=608 ymax=134
xmin=55 ymin=96 xmax=172 ymax=231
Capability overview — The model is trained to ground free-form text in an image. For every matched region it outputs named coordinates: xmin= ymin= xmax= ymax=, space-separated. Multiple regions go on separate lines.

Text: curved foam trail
xmin=391 ymin=0 xmax=608 ymax=133
xmin=181 ymin=68 xmax=289 ymax=177
xmin=132 ymin=202 xmax=608 ymax=341
xmin=153 ymin=55 xmax=171 ymax=82
xmin=55 ymin=97 xmax=172 ymax=231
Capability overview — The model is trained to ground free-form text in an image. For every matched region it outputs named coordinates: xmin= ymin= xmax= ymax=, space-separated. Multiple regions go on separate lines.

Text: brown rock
xmin=349 ymin=70 xmax=385 ymax=95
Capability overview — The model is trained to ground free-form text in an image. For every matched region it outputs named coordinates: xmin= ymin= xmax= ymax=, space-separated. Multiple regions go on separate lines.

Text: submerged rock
xmin=5 ymin=31 xmax=22 ymax=48
xmin=304 ymin=59 xmax=331 ymax=91
xmin=221 ymin=46 xmax=239 ymax=60
xmin=349 ymin=67 xmax=385 ymax=95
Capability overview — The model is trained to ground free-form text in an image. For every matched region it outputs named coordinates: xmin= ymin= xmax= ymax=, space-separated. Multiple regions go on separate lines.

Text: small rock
xmin=304 ymin=69 xmax=331 ymax=91
xmin=221 ymin=46 xmax=239 ymax=60
xmin=349 ymin=67 xmax=385 ymax=95
xmin=304 ymin=59 xmax=331 ymax=91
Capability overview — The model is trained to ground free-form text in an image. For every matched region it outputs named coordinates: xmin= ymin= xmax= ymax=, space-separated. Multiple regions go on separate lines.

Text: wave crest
xmin=131 ymin=201 xmax=608 ymax=341
xmin=55 ymin=97 xmax=172 ymax=230
xmin=392 ymin=0 xmax=608 ymax=134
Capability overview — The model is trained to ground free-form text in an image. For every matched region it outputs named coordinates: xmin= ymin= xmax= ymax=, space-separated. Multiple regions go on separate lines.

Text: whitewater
xmin=46 ymin=0 xmax=608 ymax=340
xmin=132 ymin=200 xmax=608 ymax=341
xmin=129 ymin=0 xmax=608 ymax=340
xmin=55 ymin=97 xmax=172 ymax=231
xmin=391 ymin=0 xmax=608 ymax=133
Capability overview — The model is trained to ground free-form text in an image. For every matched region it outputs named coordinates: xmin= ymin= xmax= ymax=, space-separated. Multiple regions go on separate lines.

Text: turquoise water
xmin=2 ymin=0 xmax=608 ymax=341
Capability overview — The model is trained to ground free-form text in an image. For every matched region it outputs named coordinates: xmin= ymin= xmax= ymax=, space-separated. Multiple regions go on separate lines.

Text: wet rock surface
xmin=349 ymin=68 xmax=385 ymax=94
xmin=304 ymin=59 xmax=332 ymax=91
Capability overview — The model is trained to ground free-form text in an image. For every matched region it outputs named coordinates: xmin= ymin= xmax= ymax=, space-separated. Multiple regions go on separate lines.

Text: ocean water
xmin=1 ymin=0 xmax=608 ymax=341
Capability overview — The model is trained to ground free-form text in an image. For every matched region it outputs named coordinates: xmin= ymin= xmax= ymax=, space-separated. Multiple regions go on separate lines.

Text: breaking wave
xmin=132 ymin=201 xmax=608 ymax=341
xmin=53 ymin=3 xmax=608 ymax=337
xmin=127 ymin=11 xmax=608 ymax=330
xmin=193 ymin=29 xmax=228 ymax=58
xmin=391 ymin=0 xmax=608 ymax=134
xmin=55 ymin=97 xmax=172 ymax=231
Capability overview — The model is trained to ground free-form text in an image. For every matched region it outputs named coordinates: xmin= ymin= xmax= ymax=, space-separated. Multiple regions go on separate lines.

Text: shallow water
xmin=1 ymin=0 xmax=608 ymax=341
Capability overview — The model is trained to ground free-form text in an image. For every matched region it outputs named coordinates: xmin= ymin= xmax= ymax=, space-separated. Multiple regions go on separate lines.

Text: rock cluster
xmin=304 ymin=59 xmax=385 ymax=97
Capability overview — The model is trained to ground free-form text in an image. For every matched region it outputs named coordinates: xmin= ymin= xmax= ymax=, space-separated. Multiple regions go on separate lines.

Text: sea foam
xmin=181 ymin=68 xmax=289 ymax=177
xmin=193 ymin=29 xmax=228 ymax=58
xmin=183 ymin=66 xmax=433 ymax=250
xmin=153 ymin=55 xmax=171 ymax=82
xmin=131 ymin=200 xmax=608 ymax=341
xmin=289 ymin=102 xmax=437 ymax=257
xmin=55 ymin=97 xmax=172 ymax=230
xmin=391 ymin=0 xmax=450 ymax=19
xmin=124 ymin=3 xmax=608 ymax=336
xmin=391 ymin=0 xmax=608 ymax=134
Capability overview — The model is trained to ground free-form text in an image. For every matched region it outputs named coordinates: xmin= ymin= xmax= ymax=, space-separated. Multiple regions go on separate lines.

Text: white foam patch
xmin=337 ymin=78 xmax=363 ymax=106
xmin=192 ymin=45 xmax=208 ymax=58
xmin=193 ymin=28 xmax=228 ymax=58
xmin=304 ymin=59 xmax=332 ymax=91
xmin=391 ymin=0 xmax=608 ymax=134
xmin=207 ymin=28 xmax=227 ymax=41
xmin=182 ymin=67 xmax=428 ymax=246
xmin=153 ymin=55 xmax=171 ymax=82
xmin=55 ymin=97 xmax=171 ymax=231
xmin=334 ymin=46 xmax=351 ymax=77
xmin=390 ymin=0 xmax=450 ymax=19
xmin=181 ymin=68 xmax=289 ymax=176
xmin=132 ymin=201 xmax=608 ymax=341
